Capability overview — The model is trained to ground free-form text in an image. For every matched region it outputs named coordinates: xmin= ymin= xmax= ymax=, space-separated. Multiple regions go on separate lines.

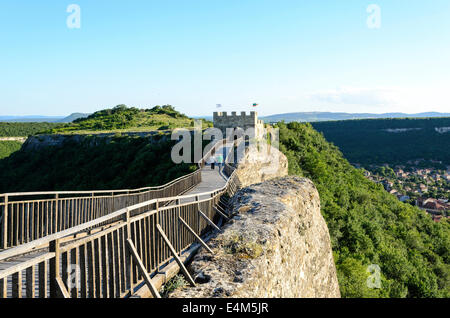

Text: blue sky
xmin=0 ymin=0 xmax=449 ymax=116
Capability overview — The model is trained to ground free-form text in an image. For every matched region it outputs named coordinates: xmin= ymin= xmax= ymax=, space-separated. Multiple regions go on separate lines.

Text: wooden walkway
xmin=180 ymin=143 xmax=231 ymax=203
xmin=0 ymin=141 xmax=236 ymax=298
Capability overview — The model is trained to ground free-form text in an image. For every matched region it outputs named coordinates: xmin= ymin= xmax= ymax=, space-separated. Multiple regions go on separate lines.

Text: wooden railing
xmin=0 ymin=166 xmax=239 ymax=298
xmin=0 ymin=137 xmax=242 ymax=298
xmin=0 ymin=138 xmax=228 ymax=250
xmin=0 ymin=172 xmax=202 ymax=250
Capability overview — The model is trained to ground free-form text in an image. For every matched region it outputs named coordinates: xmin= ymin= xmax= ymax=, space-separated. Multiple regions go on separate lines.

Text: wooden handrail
xmin=2 ymin=168 xmax=198 ymax=198
xmin=0 ymin=170 xmax=240 ymax=298
xmin=0 ymin=137 xmax=243 ymax=299
xmin=0 ymin=169 xmax=236 ymax=262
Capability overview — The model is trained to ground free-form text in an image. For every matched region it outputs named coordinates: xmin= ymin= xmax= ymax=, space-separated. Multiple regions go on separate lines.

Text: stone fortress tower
xmin=213 ymin=111 xmax=265 ymax=139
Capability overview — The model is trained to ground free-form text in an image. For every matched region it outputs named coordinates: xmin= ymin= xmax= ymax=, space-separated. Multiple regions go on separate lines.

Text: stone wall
xmin=170 ymin=176 xmax=341 ymax=298
xmin=233 ymin=142 xmax=289 ymax=188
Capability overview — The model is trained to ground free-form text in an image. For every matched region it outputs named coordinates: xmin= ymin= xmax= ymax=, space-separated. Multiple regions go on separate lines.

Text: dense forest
xmin=277 ymin=122 xmax=450 ymax=298
xmin=311 ymin=117 xmax=450 ymax=166
xmin=0 ymin=134 xmax=197 ymax=192
xmin=0 ymin=122 xmax=62 ymax=137
xmin=0 ymin=141 xmax=22 ymax=159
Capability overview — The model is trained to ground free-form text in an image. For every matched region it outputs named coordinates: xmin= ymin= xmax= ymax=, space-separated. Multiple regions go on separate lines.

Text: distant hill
xmin=0 ymin=115 xmax=64 ymax=122
xmin=262 ymin=112 xmax=450 ymax=123
xmin=56 ymin=113 xmax=90 ymax=123
xmin=0 ymin=113 xmax=90 ymax=123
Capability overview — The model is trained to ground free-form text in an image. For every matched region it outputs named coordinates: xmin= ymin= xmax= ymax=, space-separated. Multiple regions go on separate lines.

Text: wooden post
xmin=213 ymin=206 xmax=230 ymax=220
xmin=90 ymin=193 xmax=95 ymax=221
xmin=2 ymin=195 xmax=8 ymax=249
xmin=198 ymin=210 xmax=222 ymax=233
xmin=178 ymin=216 xmax=213 ymax=254
xmin=55 ymin=276 xmax=70 ymax=298
xmin=112 ymin=192 xmax=115 ymax=212
xmin=196 ymin=196 xmax=200 ymax=234
xmin=177 ymin=199 xmax=181 ymax=254
xmin=124 ymin=208 xmax=132 ymax=294
xmin=0 ymin=278 xmax=6 ymax=298
xmin=155 ymin=200 xmax=160 ymax=266
xmin=126 ymin=239 xmax=161 ymax=298
xmin=54 ymin=194 xmax=59 ymax=233
xmin=125 ymin=208 xmax=131 ymax=240
xmin=49 ymin=239 xmax=61 ymax=298
xmin=156 ymin=224 xmax=196 ymax=287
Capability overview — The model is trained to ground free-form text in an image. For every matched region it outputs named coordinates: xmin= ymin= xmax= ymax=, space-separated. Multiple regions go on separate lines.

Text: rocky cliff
xmin=21 ymin=131 xmax=170 ymax=151
xmin=171 ymin=176 xmax=341 ymax=298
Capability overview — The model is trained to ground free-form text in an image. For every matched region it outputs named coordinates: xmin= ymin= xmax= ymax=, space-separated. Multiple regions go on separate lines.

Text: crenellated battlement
xmin=213 ymin=110 xmax=264 ymax=138
xmin=213 ymin=111 xmax=257 ymax=119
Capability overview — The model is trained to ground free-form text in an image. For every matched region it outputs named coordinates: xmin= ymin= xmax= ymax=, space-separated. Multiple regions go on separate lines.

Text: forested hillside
xmin=0 ymin=141 xmax=22 ymax=159
xmin=0 ymin=134 xmax=196 ymax=193
xmin=262 ymin=112 xmax=450 ymax=123
xmin=311 ymin=117 xmax=450 ymax=166
xmin=278 ymin=122 xmax=450 ymax=298
xmin=0 ymin=122 xmax=62 ymax=137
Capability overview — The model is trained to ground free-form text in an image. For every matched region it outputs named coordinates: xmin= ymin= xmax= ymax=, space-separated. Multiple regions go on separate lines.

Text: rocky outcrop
xmin=170 ymin=176 xmax=341 ymax=298
xmin=234 ymin=143 xmax=288 ymax=187
xmin=0 ymin=137 xmax=26 ymax=142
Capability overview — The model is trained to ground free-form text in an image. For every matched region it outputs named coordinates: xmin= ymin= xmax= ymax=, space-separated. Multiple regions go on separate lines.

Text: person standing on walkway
xmin=210 ymin=155 xmax=216 ymax=170
xmin=216 ymin=154 xmax=224 ymax=170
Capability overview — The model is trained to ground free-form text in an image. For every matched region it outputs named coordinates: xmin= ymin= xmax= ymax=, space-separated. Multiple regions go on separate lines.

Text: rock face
xmin=171 ymin=176 xmax=341 ymax=298
xmin=234 ymin=143 xmax=289 ymax=188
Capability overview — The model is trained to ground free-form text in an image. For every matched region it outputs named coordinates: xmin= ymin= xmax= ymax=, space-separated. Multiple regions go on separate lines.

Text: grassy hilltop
xmin=0 ymin=105 xmax=212 ymax=160
xmin=44 ymin=104 xmax=211 ymax=134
